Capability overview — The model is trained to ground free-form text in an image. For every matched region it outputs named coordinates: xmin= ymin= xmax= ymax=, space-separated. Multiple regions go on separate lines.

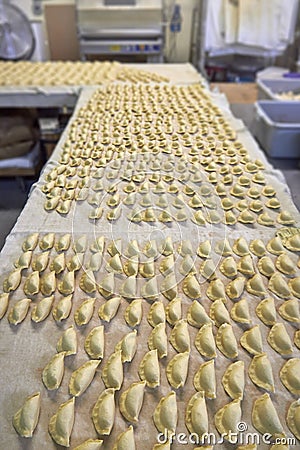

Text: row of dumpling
xmin=0 ymin=61 xmax=169 ymax=86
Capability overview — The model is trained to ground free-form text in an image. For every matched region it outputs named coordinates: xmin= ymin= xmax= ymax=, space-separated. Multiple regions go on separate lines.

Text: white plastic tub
xmin=257 ymin=78 xmax=300 ymax=101
xmin=253 ymin=100 xmax=300 ymax=158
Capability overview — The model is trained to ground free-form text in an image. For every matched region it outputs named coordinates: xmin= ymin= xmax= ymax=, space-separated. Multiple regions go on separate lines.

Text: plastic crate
xmin=257 ymin=78 xmax=300 ymax=101
xmin=253 ymin=100 xmax=300 ymax=158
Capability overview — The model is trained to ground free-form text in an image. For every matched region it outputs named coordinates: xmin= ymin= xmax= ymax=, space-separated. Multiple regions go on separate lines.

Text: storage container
xmin=257 ymin=78 xmax=300 ymax=101
xmin=253 ymin=100 xmax=300 ymax=158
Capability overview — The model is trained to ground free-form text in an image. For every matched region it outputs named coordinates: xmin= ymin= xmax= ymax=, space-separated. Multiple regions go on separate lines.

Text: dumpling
xmin=115 ymin=330 xmax=137 ymax=363
xmin=267 ymin=323 xmax=293 ymax=355
xmin=252 ymin=393 xmax=285 ymax=438
xmin=112 ymin=425 xmax=135 ymax=450
xmin=55 ymin=233 xmax=71 ymax=252
xmin=249 ymin=239 xmax=266 ymax=257
xmin=42 ymin=352 xmax=65 ymax=390
xmin=193 ymin=359 xmax=216 ymax=399
xmin=214 ymin=399 xmax=242 ymax=442
xmin=209 ymin=299 xmax=231 ymax=327
xmin=12 ymin=392 xmax=40 ymax=438
xmin=141 ymin=277 xmax=159 ymax=301
xmin=138 ymin=349 xmax=160 ymax=388
xmin=73 ymin=439 xmax=103 ymax=450
xmin=39 ymin=233 xmax=55 ymax=251
xmin=69 ymin=360 xmax=100 ymax=397
xmin=120 ymin=276 xmax=136 ymax=300
xmin=14 ymin=251 xmax=32 ymax=270
xmin=294 ymin=329 xmax=300 ymax=349
xmin=170 ymin=319 xmax=190 ymax=353
xmin=148 ymin=301 xmax=166 ymax=327
xmin=0 ymin=293 xmax=9 ymax=319
xmin=197 ymin=240 xmax=211 ymax=259
xmin=178 ymin=240 xmax=193 ymax=256
xmin=22 ymin=233 xmax=39 ymax=252
xmin=286 ymin=399 xmax=300 ymax=441
xmin=23 ymin=271 xmax=40 ymax=297
xmin=207 ymin=278 xmax=227 ymax=302
xmin=230 ymin=298 xmax=251 ymax=324
xmin=195 ymin=323 xmax=216 ymax=359
xmin=183 ymin=274 xmax=201 ymax=299
xmin=140 ymin=259 xmax=155 ymax=278
xmin=185 ymin=391 xmax=208 ymax=438
xmin=159 ymin=237 xmax=174 ymax=256
xmin=279 ymin=358 xmax=300 ymax=396
xmin=123 ymin=256 xmax=139 ymax=277
xmin=285 ymin=234 xmax=300 ymax=252
xmin=8 ymin=298 xmax=31 ymax=325
xmin=161 ymin=273 xmax=178 ymax=300
xmin=222 ymin=360 xmax=245 ymax=400
xmin=31 ymin=295 xmax=54 ymax=323
xmin=214 ymin=239 xmax=232 ymax=256
xmin=48 ymin=397 xmax=75 ymax=447
xmin=275 ymin=253 xmax=296 ymax=275
xmin=98 ymin=273 xmax=115 ymax=299
xmin=99 ymin=296 xmax=121 ymax=323
xmin=119 ymin=381 xmax=145 ymax=423
xmin=233 ymin=237 xmax=249 ymax=256
xmin=199 ymin=259 xmax=217 ymax=280
xmin=87 ymin=253 xmax=102 ymax=272
xmin=289 ymin=277 xmax=300 ymax=299
xmin=102 ymin=350 xmax=123 ymax=390
xmin=50 ymin=253 xmax=65 ymax=274
xmin=246 ymin=274 xmax=267 ymax=297
xmin=52 ymin=295 xmax=72 ymax=322
xmin=225 ymin=276 xmax=245 ymax=300
xmin=159 ymin=255 xmax=174 ymax=276
xmin=257 ymin=256 xmax=276 ymax=278
xmin=180 ymin=255 xmax=196 ymax=276
xmin=80 ymin=270 xmax=97 ymax=294
xmin=166 ymin=351 xmax=189 ymax=389
xmin=240 ymin=325 xmax=263 ymax=355
xmin=187 ymin=300 xmax=211 ymax=328
xmin=66 ymin=253 xmax=84 ymax=272
xmin=84 ymin=325 xmax=104 ymax=359
xmin=249 ymin=353 xmax=275 ymax=392
xmin=73 ymin=235 xmax=87 ymax=253
xmin=278 ymin=299 xmax=300 ymax=323
xmin=90 ymin=236 xmax=105 ymax=254
xmin=58 ymin=271 xmax=75 ymax=296
xmin=75 ymin=298 xmax=95 ymax=326
xmin=32 ymin=251 xmax=50 ymax=272
xmin=4 ymin=268 xmax=23 ymax=293
xmin=106 ymin=254 xmax=123 ymax=274
xmin=216 ymin=323 xmax=238 ymax=359
xmin=256 ymin=297 xmax=277 ymax=326
xmin=124 ymin=299 xmax=143 ymax=327
xmin=92 ymin=388 xmax=115 ymax=435
xmin=40 ymin=271 xmax=56 ymax=296
xmin=220 ymin=257 xmax=238 ymax=278
xmin=57 ymin=325 xmax=77 ymax=356
xmin=153 ymin=391 xmax=177 ymax=437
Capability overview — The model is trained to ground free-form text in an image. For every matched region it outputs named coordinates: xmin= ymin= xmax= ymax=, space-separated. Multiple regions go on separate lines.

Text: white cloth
xmin=224 ymin=0 xmax=239 ymax=44
xmin=204 ymin=0 xmax=225 ymax=50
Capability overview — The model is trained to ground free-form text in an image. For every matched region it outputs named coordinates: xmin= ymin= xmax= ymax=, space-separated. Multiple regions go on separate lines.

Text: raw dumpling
xmin=249 ymin=239 xmax=266 ymax=257
xmin=14 ymin=251 xmax=32 ymax=270
xmin=286 ymin=399 xmax=300 ymax=441
xmin=166 ymin=351 xmax=189 ymax=389
xmin=69 ymin=360 xmax=100 ymax=397
xmin=279 ymin=358 xmax=300 ymax=396
xmin=119 ymin=381 xmax=146 ymax=423
xmin=140 ymin=259 xmax=155 ymax=278
xmin=106 ymin=254 xmax=123 ymax=274
xmin=215 ymin=239 xmax=232 ymax=256
xmin=257 ymin=256 xmax=276 ymax=278
xmin=240 ymin=325 xmax=263 ymax=356
xmin=58 ymin=271 xmax=75 ymax=296
xmin=199 ymin=259 xmax=217 ymax=280
xmin=187 ymin=300 xmax=211 ymax=328
xmin=209 ymin=299 xmax=231 ymax=327
xmin=197 ymin=240 xmax=211 ymax=259
xmin=102 ymin=350 xmax=123 ymax=390
xmin=84 ymin=325 xmax=104 ymax=359
xmin=31 ymin=295 xmax=54 ymax=323
xmin=153 ymin=391 xmax=177 ymax=437
xmin=195 ymin=323 xmax=216 ymax=359
xmin=249 ymin=353 xmax=275 ymax=392
xmin=22 ymin=233 xmax=39 ymax=252
xmin=115 ymin=330 xmax=137 ymax=363
xmin=112 ymin=425 xmax=135 ymax=450
xmin=66 ymin=253 xmax=84 ymax=272
xmin=233 ymin=237 xmax=249 ymax=256
xmin=73 ymin=439 xmax=103 ymax=450
xmin=108 ymin=240 xmax=121 ymax=257
xmin=193 ymin=359 xmax=216 ymax=399
xmin=23 ymin=271 xmax=40 ymax=296
xmin=52 ymin=295 xmax=72 ymax=322
xmin=269 ymin=273 xmax=291 ymax=299
xmin=8 ymin=298 xmax=31 ymax=325
xmin=75 ymin=298 xmax=95 ymax=326
xmin=148 ymin=301 xmax=166 ymax=327
xmin=289 ymin=277 xmax=300 ymax=299
xmin=141 ymin=277 xmax=159 ymax=301
xmin=32 ymin=251 xmax=50 ymax=272
xmin=159 ymin=237 xmax=174 ymax=256
xmin=50 ymin=253 xmax=65 ymax=274
xmin=216 ymin=323 xmax=238 ymax=359
xmin=256 ymin=297 xmax=277 ymax=326
xmin=170 ymin=319 xmax=190 ymax=352
xmin=123 ymin=256 xmax=139 ymax=277
xmin=161 ymin=273 xmax=178 ymax=301
xmin=73 ymin=236 xmax=87 ymax=253
xmin=90 ymin=236 xmax=105 ymax=254
xmin=40 ymin=271 xmax=56 ymax=296
xmin=138 ymin=349 xmax=160 ymax=388
xmin=214 ymin=399 xmax=242 ymax=443
xmin=0 ymin=293 xmax=9 ymax=319
xmin=185 ymin=391 xmax=208 ymax=438
xmin=278 ymin=299 xmax=300 ymax=323
xmin=39 ymin=233 xmax=55 ymax=251
xmin=80 ymin=270 xmax=97 ymax=294
xmin=275 ymin=253 xmax=296 ymax=275
xmin=13 ymin=392 xmax=40 ymax=437
xmin=267 ymin=323 xmax=293 ymax=355
xmin=207 ymin=278 xmax=227 ymax=302
xmin=49 ymin=397 xmax=75 ymax=447
xmin=55 ymin=234 xmax=71 ymax=252
xmin=98 ymin=296 xmax=121 ymax=322
xmin=163 ymin=298 xmax=181 ymax=326
xmin=120 ymin=276 xmax=137 ymax=300
xmin=148 ymin=323 xmax=168 ymax=359
xmin=92 ymin=388 xmax=115 ymax=435
xmin=222 ymin=360 xmax=245 ymax=400
xmin=182 ymin=274 xmax=201 ymax=299
xmin=220 ymin=257 xmax=238 ymax=278
xmin=178 ymin=240 xmax=193 ymax=256
xmin=225 ymin=276 xmax=245 ymax=300
xmin=124 ymin=299 xmax=143 ymax=327
xmin=57 ymin=325 xmax=77 ymax=356
xmin=246 ymin=274 xmax=267 ymax=297
xmin=98 ymin=273 xmax=115 ymax=299
xmin=230 ymin=298 xmax=251 ymax=324
xmin=237 ymin=255 xmax=255 ymax=276
xmin=42 ymin=352 xmax=65 ymax=390
xmin=252 ymin=393 xmax=284 ymax=438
